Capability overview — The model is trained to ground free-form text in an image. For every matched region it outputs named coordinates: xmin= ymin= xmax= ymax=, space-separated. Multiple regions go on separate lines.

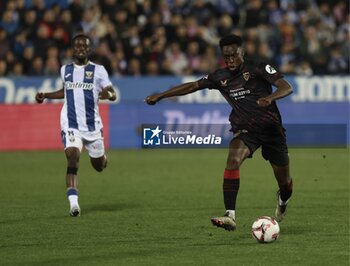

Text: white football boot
xmin=70 ymin=204 xmax=81 ymax=217
xmin=275 ymin=191 xmax=289 ymax=222
xmin=211 ymin=212 xmax=236 ymax=231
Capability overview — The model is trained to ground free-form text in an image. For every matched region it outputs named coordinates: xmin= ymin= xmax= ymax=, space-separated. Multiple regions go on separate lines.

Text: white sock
xmin=68 ymin=195 xmax=79 ymax=208
xmin=226 ymin=210 xmax=235 ymax=220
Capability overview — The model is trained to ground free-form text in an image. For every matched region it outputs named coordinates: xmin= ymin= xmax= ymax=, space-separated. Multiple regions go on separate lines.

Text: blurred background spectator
xmin=0 ymin=0 xmax=348 ymax=77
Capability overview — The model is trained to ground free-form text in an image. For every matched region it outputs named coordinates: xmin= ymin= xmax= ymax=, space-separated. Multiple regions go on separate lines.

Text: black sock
xmin=223 ymin=169 xmax=240 ymax=210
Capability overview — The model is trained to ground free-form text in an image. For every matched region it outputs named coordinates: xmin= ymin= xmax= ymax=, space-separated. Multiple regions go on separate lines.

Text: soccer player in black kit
xmin=145 ymin=35 xmax=293 ymax=231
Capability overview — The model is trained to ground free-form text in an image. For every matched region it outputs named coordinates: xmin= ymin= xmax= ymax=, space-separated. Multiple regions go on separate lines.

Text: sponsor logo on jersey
xmin=243 ymin=72 xmax=250 ymax=81
xmin=229 ymin=87 xmax=251 ymax=100
xmin=220 ymin=79 xmax=228 ymax=87
xmin=65 ymin=81 xmax=94 ymax=90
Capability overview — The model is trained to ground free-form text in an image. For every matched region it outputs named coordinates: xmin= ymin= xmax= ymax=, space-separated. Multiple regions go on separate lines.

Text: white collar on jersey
xmin=73 ymin=61 xmax=91 ymax=68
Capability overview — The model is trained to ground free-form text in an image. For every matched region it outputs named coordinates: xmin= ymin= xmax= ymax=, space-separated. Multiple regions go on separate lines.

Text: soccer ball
xmin=251 ymin=216 xmax=280 ymax=243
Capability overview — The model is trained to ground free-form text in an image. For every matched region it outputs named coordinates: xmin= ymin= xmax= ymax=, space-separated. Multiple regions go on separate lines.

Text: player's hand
xmin=99 ymin=89 xmax=116 ymax=101
xmin=35 ymin=92 xmax=45 ymax=104
xmin=145 ymin=95 xmax=160 ymax=105
xmin=99 ymin=89 xmax=110 ymax=100
xmin=257 ymin=97 xmax=272 ymax=107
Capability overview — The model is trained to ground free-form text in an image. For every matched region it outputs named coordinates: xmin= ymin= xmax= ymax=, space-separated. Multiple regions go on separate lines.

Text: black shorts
xmin=233 ymin=127 xmax=289 ymax=166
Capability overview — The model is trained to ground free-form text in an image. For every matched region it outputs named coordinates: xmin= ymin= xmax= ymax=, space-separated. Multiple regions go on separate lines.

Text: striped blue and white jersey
xmin=60 ymin=61 xmax=112 ymax=132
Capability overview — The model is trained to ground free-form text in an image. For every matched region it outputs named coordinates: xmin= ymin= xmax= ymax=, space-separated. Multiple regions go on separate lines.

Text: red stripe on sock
xmin=224 ymin=169 xmax=240 ymax=179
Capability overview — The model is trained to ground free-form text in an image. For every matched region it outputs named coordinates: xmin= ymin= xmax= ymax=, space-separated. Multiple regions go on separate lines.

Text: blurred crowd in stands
xmin=0 ymin=0 xmax=348 ymax=77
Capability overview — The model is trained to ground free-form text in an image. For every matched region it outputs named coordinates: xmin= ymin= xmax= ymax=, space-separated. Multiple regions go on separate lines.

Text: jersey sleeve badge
xmin=265 ymin=64 xmax=277 ymax=74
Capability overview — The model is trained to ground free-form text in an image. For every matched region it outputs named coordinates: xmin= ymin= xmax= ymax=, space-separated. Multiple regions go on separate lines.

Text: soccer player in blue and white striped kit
xmin=36 ymin=34 xmax=117 ymax=217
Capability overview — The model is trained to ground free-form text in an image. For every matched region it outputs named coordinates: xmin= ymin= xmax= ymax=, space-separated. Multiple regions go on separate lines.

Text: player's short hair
xmin=219 ymin=35 xmax=243 ymax=49
xmin=71 ymin=34 xmax=90 ymax=45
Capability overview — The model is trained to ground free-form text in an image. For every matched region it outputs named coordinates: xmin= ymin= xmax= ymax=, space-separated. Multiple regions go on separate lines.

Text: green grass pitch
xmin=0 ymin=148 xmax=349 ymax=265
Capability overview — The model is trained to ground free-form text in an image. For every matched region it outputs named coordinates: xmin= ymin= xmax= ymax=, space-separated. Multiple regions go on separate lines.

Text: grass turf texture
xmin=0 ymin=148 xmax=348 ymax=266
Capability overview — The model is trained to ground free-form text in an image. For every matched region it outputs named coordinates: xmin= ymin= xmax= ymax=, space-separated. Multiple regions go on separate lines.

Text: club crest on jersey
xmin=85 ymin=71 xmax=93 ymax=79
xmin=220 ymin=79 xmax=228 ymax=87
xmin=243 ymin=72 xmax=250 ymax=81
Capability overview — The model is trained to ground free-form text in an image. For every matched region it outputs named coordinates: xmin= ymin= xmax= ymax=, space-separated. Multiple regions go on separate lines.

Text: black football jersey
xmin=198 ymin=60 xmax=284 ymax=134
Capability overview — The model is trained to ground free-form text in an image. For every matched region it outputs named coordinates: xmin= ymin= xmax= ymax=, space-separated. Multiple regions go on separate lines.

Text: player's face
xmin=72 ymin=37 xmax=90 ymax=63
xmin=222 ymin=44 xmax=244 ymax=71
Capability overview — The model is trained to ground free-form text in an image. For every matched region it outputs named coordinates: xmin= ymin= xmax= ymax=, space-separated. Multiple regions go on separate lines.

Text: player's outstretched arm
xmin=145 ymin=81 xmax=201 ymax=105
xmin=35 ymin=88 xmax=64 ymax=104
xmin=99 ymin=86 xmax=117 ymax=101
xmin=257 ymin=78 xmax=293 ymax=107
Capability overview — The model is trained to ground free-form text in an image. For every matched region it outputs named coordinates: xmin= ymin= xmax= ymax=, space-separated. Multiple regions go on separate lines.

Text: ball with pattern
xmin=251 ymin=216 xmax=280 ymax=243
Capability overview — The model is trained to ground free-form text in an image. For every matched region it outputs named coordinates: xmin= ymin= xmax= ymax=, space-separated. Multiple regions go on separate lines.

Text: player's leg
xmin=224 ymin=138 xmax=251 ymax=215
xmin=85 ymin=136 xmax=107 ymax=172
xmin=65 ymin=146 xmax=81 ymax=217
xmin=211 ymin=138 xmax=251 ymax=231
xmin=90 ymin=155 xmax=108 ymax=172
xmin=261 ymin=132 xmax=293 ymax=222
xmin=62 ymin=129 xmax=83 ymax=217
xmin=271 ymin=162 xmax=293 ymax=222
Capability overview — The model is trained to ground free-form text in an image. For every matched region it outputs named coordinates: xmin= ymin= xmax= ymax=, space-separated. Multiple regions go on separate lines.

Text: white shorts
xmin=61 ymin=129 xmax=105 ymax=158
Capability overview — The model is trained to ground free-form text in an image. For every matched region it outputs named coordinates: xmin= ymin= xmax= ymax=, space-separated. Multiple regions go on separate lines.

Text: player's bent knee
xmin=227 ymin=155 xmax=242 ymax=169
xmin=91 ymin=162 xmax=103 ymax=172
xmin=90 ymin=153 xmax=108 ymax=172
xmin=94 ymin=167 xmax=104 ymax=172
